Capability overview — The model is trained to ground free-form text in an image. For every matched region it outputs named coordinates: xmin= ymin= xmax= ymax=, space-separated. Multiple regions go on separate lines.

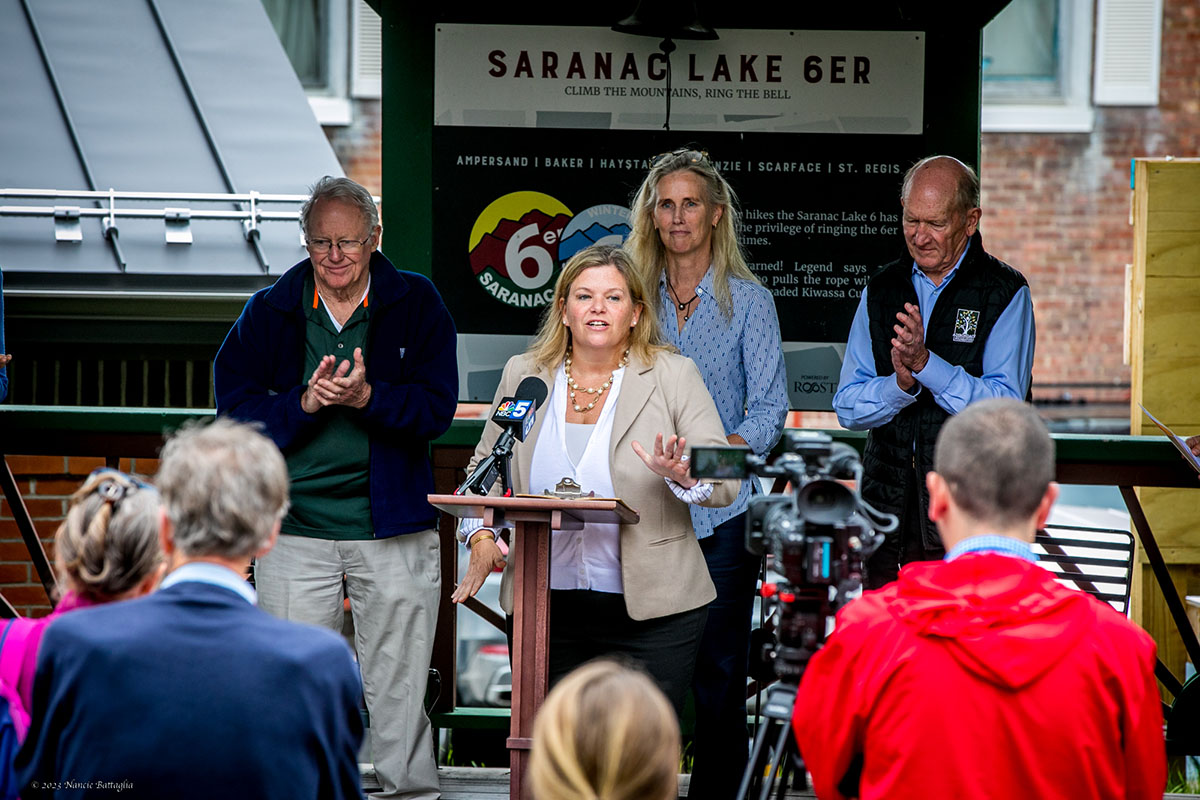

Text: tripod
xmin=734 ymin=587 xmax=827 ymax=800
xmin=736 ymin=681 xmax=803 ymax=800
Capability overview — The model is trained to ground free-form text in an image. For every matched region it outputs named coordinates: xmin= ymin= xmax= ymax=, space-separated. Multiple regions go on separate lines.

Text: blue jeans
xmin=688 ymin=512 xmax=762 ymax=799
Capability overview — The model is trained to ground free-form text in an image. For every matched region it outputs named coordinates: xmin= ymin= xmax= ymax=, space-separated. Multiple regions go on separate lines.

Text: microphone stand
xmin=456 ymin=428 xmax=517 ymax=497
xmin=456 ymin=377 xmax=545 ymax=497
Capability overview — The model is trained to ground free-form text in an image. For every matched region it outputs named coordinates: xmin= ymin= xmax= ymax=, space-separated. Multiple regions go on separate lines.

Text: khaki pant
xmin=256 ymin=531 xmax=441 ymax=800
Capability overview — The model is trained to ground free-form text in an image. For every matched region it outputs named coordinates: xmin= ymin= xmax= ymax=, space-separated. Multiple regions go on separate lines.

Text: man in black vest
xmin=833 ymin=156 xmax=1036 ymax=589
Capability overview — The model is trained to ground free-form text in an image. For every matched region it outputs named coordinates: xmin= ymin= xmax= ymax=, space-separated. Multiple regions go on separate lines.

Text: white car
xmin=455 ymin=552 xmax=511 ymax=707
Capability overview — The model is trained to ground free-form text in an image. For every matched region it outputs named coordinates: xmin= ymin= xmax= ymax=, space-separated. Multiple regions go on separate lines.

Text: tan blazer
xmin=466 ymin=350 xmax=739 ymax=621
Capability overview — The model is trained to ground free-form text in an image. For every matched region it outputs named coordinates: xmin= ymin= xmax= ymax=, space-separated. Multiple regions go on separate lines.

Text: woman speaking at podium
xmin=451 ymin=244 xmax=738 ymax=716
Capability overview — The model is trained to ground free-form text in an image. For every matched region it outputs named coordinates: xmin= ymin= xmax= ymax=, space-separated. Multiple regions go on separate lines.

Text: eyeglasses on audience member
xmin=306 ymin=234 xmax=372 ymax=255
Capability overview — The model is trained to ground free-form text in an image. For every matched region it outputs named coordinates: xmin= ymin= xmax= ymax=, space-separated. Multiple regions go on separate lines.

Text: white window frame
xmin=981 ymin=0 xmax=1095 ymax=133
xmin=301 ymin=0 xmax=352 ymax=126
xmin=1093 ymin=0 xmax=1163 ymax=106
xmin=351 ymin=0 xmax=382 ymax=99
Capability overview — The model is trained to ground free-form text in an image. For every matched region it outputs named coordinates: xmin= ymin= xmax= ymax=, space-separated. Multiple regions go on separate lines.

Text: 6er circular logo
xmin=468 ymin=192 xmax=573 ymax=309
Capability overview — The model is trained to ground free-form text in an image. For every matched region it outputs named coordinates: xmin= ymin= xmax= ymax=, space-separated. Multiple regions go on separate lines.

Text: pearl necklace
xmin=565 ymin=348 xmax=629 ymax=413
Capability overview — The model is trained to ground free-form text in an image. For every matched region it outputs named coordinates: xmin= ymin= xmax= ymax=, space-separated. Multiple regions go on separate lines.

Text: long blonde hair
xmin=626 ymin=149 xmax=759 ymax=319
xmin=526 ymin=244 xmax=672 ymax=371
xmin=529 ymin=660 xmax=680 ymax=800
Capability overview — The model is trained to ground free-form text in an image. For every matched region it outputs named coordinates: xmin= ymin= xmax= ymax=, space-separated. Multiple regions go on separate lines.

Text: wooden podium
xmin=428 ymin=494 xmax=638 ymax=800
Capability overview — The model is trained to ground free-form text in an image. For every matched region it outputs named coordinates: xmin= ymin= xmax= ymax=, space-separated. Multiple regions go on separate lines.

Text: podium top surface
xmin=429 ymin=494 xmax=639 ymax=525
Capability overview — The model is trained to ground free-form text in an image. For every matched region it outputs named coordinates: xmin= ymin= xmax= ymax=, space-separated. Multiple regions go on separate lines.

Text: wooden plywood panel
xmin=1145 ymin=210 xmax=1200 ymax=232
xmin=1145 ymin=162 xmax=1200 ymax=213
xmin=1141 ymin=562 xmax=1200 ymax=700
xmin=1138 ymin=486 xmax=1200 ymax=556
xmin=1140 ymin=275 xmax=1200 ymax=427
xmin=1130 ymin=161 xmax=1152 ymax=432
xmin=1143 ymin=547 xmax=1200 ymax=564
xmin=1147 ymin=231 xmax=1200 ymax=278
xmin=1131 ymin=159 xmax=1200 ymax=661
xmin=1129 ymin=298 xmax=1145 ymax=431
xmin=1139 ymin=361 xmax=1200 ymax=426
xmin=1142 ymin=278 xmax=1200 ymax=354
xmin=1124 ymin=263 xmax=1135 ymax=369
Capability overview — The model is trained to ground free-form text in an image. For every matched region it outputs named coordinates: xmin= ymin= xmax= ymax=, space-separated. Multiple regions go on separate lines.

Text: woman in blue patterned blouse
xmin=627 ymin=148 xmax=789 ymax=800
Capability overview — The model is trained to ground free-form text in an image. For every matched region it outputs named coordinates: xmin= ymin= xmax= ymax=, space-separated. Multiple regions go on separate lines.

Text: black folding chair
xmin=1034 ymin=523 xmax=1135 ymax=614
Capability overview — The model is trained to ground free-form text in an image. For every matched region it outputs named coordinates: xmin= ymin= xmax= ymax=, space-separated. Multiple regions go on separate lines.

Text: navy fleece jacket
xmin=214 ymin=252 xmax=458 ymax=538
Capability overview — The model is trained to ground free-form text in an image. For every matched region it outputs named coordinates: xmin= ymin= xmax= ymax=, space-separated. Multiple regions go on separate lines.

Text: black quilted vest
xmin=861 ymin=233 xmax=1030 ymax=547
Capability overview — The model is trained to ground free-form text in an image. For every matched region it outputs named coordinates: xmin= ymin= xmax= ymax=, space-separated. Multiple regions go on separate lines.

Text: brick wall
xmin=981 ymin=0 xmax=1199 ymax=403
xmin=0 ymin=456 xmax=160 ymax=618
xmin=324 ymin=98 xmax=383 ymax=198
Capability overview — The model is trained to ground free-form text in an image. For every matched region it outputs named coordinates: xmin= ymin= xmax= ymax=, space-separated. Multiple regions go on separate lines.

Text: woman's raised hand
xmin=632 ymin=433 xmax=698 ymax=489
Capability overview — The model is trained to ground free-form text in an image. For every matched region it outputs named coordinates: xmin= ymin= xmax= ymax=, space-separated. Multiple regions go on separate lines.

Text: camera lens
xmin=796 ymin=479 xmax=856 ymax=525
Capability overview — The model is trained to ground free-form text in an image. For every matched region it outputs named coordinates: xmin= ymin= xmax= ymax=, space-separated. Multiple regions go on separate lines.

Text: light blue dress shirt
xmin=659 ymin=269 xmax=788 ymax=538
xmin=833 ymin=241 xmax=1035 ymax=431
xmin=946 ymin=534 xmax=1038 ymax=563
xmin=160 ymin=561 xmax=258 ymax=604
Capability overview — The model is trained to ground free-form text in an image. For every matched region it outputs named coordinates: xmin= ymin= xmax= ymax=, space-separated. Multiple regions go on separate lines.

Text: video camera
xmin=691 ymin=431 xmax=897 ymax=683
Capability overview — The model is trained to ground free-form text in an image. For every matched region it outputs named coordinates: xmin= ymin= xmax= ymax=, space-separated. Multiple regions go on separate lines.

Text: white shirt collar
xmin=319 ymin=274 xmax=371 ymax=333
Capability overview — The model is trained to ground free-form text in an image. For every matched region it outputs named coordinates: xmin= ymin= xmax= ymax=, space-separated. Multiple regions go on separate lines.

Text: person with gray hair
xmin=156 ymin=415 xmax=290 ymax=559
xmin=214 ymin=176 xmax=457 ymax=799
xmin=793 ymin=399 xmax=1165 ymax=800
xmin=833 ymin=155 xmax=1037 ymax=588
xmin=16 ymin=419 xmax=365 ymax=800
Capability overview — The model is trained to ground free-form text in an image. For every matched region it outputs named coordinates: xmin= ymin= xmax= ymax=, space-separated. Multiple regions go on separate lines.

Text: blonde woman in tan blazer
xmin=451 ymin=244 xmax=739 ymax=715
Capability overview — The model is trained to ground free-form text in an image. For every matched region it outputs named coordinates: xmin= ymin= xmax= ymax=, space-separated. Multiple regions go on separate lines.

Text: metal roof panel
xmin=0 ymin=0 xmax=344 ymax=291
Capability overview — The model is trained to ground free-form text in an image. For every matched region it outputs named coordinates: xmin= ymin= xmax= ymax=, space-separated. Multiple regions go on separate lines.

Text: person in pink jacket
xmin=794 ymin=398 xmax=1165 ymax=800
xmin=1 ymin=468 xmax=163 ymax=717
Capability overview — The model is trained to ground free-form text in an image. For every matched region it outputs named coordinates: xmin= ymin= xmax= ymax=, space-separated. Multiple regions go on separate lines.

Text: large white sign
xmin=435 ymin=25 xmax=925 ymax=135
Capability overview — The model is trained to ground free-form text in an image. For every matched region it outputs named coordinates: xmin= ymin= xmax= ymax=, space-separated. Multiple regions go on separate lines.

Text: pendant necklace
xmin=667 ymin=278 xmax=699 ymax=321
xmin=565 ymin=348 xmax=630 ymax=413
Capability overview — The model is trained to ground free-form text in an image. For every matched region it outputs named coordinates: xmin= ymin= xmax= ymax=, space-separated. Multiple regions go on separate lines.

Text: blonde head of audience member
xmin=529 ymin=660 xmax=680 ymax=800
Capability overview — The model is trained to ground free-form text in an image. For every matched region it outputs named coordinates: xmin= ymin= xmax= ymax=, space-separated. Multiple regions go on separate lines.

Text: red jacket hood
xmin=884 ymin=554 xmax=1092 ymax=690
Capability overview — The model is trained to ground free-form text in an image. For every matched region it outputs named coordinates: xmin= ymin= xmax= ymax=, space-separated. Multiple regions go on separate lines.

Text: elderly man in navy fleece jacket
xmin=214 ymin=176 xmax=457 ymax=800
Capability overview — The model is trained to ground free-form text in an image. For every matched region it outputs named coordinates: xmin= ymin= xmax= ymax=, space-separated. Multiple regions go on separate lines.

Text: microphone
xmin=456 ymin=376 xmax=549 ymax=496
xmin=492 ymin=376 xmax=549 ymax=447
xmin=516 ymin=375 xmax=550 ymax=409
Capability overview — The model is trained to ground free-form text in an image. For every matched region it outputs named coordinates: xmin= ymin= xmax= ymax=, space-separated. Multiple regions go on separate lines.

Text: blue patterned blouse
xmin=657 ymin=268 xmax=788 ymax=538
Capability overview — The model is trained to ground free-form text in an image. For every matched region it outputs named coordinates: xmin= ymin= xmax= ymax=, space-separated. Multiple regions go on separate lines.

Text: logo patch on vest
xmin=953 ymin=309 xmax=980 ymax=343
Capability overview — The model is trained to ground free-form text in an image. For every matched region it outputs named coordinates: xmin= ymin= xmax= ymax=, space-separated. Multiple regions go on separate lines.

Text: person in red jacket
xmin=793 ymin=398 xmax=1166 ymax=800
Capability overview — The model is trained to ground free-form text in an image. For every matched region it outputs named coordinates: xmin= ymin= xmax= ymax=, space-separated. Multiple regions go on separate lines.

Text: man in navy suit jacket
xmin=16 ymin=419 xmax=365 ymax=799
